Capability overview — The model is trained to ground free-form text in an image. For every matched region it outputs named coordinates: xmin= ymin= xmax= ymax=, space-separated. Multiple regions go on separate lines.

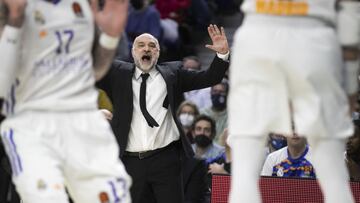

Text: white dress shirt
xmin=126 ymin=67 xmax=180 ymax=152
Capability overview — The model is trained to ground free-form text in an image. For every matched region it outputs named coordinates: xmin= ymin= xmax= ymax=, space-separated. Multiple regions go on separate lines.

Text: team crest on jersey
xmin=276 ymin=167 xmax=284 ymax=177
xmin=34 ymin=10 xmax=46 ymax=25
xmin=73 ymin=2 xmax=84 ymax=18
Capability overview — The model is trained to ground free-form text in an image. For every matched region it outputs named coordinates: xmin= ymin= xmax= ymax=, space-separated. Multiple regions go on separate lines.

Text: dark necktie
xmin=140 ymin=73 xmax=159 ymax=128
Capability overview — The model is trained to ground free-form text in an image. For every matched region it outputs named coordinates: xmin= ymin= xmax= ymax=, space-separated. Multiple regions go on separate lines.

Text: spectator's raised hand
xmin=91 ymin=0 xmax=129 ymax=37
xmin=205 ymin=24 xmax=229 ymax=55
xmin=0 ymin=0 xmax=27 ymax=27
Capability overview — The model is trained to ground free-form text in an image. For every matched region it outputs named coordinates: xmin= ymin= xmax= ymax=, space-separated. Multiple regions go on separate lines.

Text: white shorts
xmin=0 ymin=110 xmax=132 ymax=203
xmin=228 ymin=15 xmax=354 ymax=140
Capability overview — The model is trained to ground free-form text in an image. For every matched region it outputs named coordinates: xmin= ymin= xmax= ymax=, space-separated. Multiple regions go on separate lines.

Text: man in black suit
xmin=97 ymin=24 xmax=229 ymax=203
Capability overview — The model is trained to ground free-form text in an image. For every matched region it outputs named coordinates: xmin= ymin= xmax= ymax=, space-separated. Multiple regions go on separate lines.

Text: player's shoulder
xmin=266 ymin=147 xmax=288 ymax=162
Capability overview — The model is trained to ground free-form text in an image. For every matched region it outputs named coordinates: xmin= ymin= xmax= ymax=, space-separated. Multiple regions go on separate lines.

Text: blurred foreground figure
xmin=0 ymin=0 xmax=131 ymax=202
xmin=228 ymin=0 xmax=360 ymax=202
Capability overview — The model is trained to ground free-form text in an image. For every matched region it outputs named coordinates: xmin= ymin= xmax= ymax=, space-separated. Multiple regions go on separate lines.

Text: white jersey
xmin=3 ymin=0 xmax=98 ymax=115
xmin=241 ymin=0 xmax=337 ymax=25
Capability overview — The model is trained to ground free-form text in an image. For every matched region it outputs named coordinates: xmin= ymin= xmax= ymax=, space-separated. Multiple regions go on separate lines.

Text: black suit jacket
xmin=183 ymin=157 xmax=209 ymax=203
xmin=97 ymin=56 xmax=229 ymax=158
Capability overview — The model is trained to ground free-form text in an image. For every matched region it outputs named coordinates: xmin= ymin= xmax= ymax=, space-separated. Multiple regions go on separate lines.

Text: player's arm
xmin=90 ymin=0 xmax=128 ymax=81
xmin=0 ymin=0 xmax=26 ymax=98
xmin=337 ymin=0 xmax=360 ymax=112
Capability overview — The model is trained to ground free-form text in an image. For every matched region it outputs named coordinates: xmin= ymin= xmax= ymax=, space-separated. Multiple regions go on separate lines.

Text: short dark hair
xmin=192 ymin=114 xmax=216 ymax=138
xmin=216 ymin=79 xmax=229 ymax=92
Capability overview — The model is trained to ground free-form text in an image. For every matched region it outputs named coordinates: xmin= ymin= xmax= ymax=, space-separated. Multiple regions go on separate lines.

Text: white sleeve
xmin=261 ymin=154 xmax=275 ymax=176
xmin=0 ymin=25 xmax=22 ymax=98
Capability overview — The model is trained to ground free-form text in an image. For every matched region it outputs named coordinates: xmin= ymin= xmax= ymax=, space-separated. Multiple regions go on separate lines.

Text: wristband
xmin=99 ymin=33 xmax=120 ymax=50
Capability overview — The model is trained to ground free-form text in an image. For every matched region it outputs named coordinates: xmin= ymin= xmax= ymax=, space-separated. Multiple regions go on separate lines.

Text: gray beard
xmin=134 ymin=59 xmax=157 ymax=72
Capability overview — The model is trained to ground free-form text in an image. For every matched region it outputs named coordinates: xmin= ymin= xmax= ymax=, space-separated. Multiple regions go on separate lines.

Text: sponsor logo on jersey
xmin=256 ymin=0 xmax=309 ymax=16
xmin=73 ymin=2 xmax=84 ymax=18
xmin=34 ymin=10 xmax=46 ymax=25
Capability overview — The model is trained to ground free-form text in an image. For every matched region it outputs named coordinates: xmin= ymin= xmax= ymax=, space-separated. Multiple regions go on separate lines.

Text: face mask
xmin=211 ymin=93 xmax=227 ymax=110
xmin=194 ymin=134 xmax=212 ymax=148
xmin=270 ymin=137 xmax=287 ymax=150
xmin=179 ymin=113 xmax=194 ymax=127
xmin=131 ymin=0 xmax=144 ymax=10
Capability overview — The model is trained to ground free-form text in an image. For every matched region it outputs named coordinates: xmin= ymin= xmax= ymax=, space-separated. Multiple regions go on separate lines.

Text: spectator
xmin=177 ymin=101 xmax=200 ymax=144
xmin=187 ymin=0 xmax=212 ymax=30
xmin=192 ymin=115 xmax=225 ymax=160
xmin=207 ymin=128 xmax=231 ymax=175
xmin=126 ymin=0 xmax=162 ymax=49
xmin=155 ymin=0 xmax=191 ymax=49
xmin=155 ymin=0 xmax=191 ymax=24
xmin=265 ymin=133 xmax=287 ymax=155
xmin=201 ymin=79 xmax=228 ymax=145
xmin=261 ymin=135 xmax=316 ymax=178
xmin=183 ymin=56 xmax=212 ymax=111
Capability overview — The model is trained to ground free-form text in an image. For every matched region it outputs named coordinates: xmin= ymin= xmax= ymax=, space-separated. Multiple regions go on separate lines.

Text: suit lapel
xmin=156 ymin=64 xmax=176 ymax=112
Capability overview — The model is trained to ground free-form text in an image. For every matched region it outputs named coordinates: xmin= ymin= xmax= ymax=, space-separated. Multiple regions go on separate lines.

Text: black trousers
xmin=122 ymin=143 xmax=184 ymax=203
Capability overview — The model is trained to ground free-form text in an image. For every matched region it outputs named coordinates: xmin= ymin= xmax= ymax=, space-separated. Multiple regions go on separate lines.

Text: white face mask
xmin=179 ymin=113 xmax=195 ymax=127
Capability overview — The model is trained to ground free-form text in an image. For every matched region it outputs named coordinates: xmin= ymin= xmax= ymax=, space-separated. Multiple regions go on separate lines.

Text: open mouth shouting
xmin=141 ymin=54 xmax=152 ymax=63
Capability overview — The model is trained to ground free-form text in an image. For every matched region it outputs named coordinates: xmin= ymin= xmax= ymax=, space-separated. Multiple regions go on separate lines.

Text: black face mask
xmin=131 ymin=0 xmax=144 ymax=10
xmin=194 ymin=134 xmax=212 ymax=148
xmin=211 ymin=93 xmax=227 ymax=111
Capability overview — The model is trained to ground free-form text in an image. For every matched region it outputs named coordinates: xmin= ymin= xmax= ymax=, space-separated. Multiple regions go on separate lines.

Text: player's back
xmin=2 ymin=0 xmax=98 ymax=115
xmin=241 ymin=0 xmax=337 ymax=25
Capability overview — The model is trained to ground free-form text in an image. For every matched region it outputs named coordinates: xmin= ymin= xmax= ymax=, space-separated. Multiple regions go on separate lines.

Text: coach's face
xmin=132 ymin=34 xmax=160 ymax=73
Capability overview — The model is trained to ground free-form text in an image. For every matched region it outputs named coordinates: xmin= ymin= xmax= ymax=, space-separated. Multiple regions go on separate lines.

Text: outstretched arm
xmin=0 ymin=0 xmax=26 ymax=98
xmin=90 ymin=0 xmax=129 ymax=81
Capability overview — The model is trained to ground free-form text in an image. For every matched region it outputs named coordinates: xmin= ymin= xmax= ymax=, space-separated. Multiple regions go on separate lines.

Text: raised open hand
xmin=91 ymin=0 xmax=129 ymax=37
xmin=205 ymin=24 xmax=229 ymax=55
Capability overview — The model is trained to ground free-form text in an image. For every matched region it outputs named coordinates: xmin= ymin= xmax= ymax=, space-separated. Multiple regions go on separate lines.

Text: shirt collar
xmin=134 ymin=66 xmax=158 ymax=80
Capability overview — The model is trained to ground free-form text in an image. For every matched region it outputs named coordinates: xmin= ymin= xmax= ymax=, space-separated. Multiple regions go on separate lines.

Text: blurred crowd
xmin=117 ymin=0 xmax=242 ymax=62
